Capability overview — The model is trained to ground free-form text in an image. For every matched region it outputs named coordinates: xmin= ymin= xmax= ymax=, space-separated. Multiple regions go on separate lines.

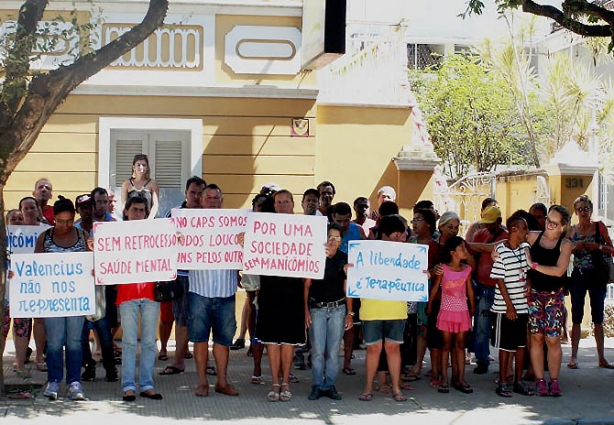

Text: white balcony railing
xmin=317 ymin=23 xmax=413 ymax=107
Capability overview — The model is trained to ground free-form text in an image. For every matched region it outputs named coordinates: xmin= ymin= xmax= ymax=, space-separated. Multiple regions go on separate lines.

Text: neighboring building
xmin=1 ymin=0 xmax=438 ymax=218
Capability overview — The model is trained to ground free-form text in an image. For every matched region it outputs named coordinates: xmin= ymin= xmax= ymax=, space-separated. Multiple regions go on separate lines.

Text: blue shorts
xmin=362 ymin=319 xmax=405 ymax=345
xmin=187 ymin=293 xmax=236 ymax=346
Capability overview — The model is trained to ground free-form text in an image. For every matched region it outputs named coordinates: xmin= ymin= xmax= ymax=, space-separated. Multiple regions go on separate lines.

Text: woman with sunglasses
xmin=566 ymin=195 xmax=614 ymax=370
xmin=525 ymin=205 xmax=573 ymax=397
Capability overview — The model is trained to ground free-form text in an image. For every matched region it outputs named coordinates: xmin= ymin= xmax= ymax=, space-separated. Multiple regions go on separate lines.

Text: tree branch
xmin=520 ymin=0 xmax=612 ymax=37
xmin=0 ymin=0 xmax=47 ymax=124
xmin=0 ymin=0 xmax=168 ymax=183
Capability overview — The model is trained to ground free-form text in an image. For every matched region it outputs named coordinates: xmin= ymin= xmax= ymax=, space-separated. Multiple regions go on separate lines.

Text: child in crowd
xmin=490 ymin=216 xmax=535 ymax=397
xmin=427 ymin=236 xmax=475 ymax=394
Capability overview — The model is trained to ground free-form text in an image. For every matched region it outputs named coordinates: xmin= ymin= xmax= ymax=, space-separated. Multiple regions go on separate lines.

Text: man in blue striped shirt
xmin=189 ymin=184 xmax=240 ymax=398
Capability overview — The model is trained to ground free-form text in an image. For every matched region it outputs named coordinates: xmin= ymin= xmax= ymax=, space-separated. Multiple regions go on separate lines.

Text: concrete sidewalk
xmin=2 ymin=338 xmax=614 ymax=425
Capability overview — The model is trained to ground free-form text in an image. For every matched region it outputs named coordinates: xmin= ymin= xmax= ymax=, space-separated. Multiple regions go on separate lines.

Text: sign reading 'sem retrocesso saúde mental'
xmin=242 ymin=213 xmax=327 ymax=279
xmin=171 ymin=209 xmax=249 ymax=269
xmin=94 ymin=219 xmax=178 ymax=285
xmin=9 ymin=252 xmax=95 ymax=318
xmin=347 ymin=240 xmax=429 ymax=302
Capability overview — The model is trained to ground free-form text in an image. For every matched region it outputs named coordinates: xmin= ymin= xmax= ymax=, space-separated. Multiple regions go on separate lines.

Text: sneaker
xmin=549 ymin=379 xmax=562 ymax=397
xmin=323 ymin=386 xmax=342 ymax=400
xmin=308 ymin=386 xmax=321 ymax=400
xmin=536 ymin=379 xmax=549 ymax=397
xmin=105 ymin=367 xmax=119 ymax=382
xmin=81 ymin=364 xmax=96 ymax=381
xmin=43 ymin=382 xmax=59 ymax=400
xmin=68 ymin=382 xmax=86 ymax=401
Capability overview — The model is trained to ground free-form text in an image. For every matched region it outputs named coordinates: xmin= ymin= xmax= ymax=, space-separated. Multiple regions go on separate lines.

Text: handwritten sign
xmin=171 ymin=209 xmax=249 ymax=269
xmin=347 ymin=240 xmax=429 ymax=302
xmin=7 ymin=224 xmax=51 ymax=255
xmin=9 ymin=252 xmax=95 ymax=318
xmin=243 ymin=213 xmax=327 ymax=279
xmin=94 ymin=219 xmax=178 ymax=285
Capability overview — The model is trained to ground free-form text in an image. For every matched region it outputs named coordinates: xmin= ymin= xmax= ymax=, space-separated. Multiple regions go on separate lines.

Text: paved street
xmin=2 ymin=337 xmax=614 ymax=425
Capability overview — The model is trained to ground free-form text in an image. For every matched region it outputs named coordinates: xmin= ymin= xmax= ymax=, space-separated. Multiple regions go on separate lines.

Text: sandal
xmin=453 ymin=381 xmax=473 ymax=394
xmin=184 ymin=351 xmax=193 ymax=359
xmin=392 ymin=391 xmax=407 ymax=402
xmin=206 ymin=366 xmax=217 ymax=376
xmin=513 ymin=381 xmax=535 ymax=396
xmin=496 ymin=383 xmax=513 ymax=398
xmin=279 ymin=383 xmax=292 ymax=402
xmin=288 ymin=373 xmax=299 ymax=384
xmin=376 ymin=384 xmax=392 ymax=394
xmin=159 ymin=366 xmax=184 ymax=375
xmin=158 ymin=352 xmax=168 ymax=361
xmin=400 ymin=383 xmax=414 ymax=391
xmin=599 ymin=359 xmax=614 ymax=369
xmin=429 ymin=379 xmax=440 ymax=388
xmin=36 ymin=361 xmax=47 ymax=372
xmin=567 ymin=358 xmax=579 ymax=369
xmin=437 ymin=383 xmax=450 ymax=394
xmin=195 ymin=384 xmax=209 ymax=397
xmin=342 ymin=367 xmax=356 ymax=375
xmin=267 ymin=383 xmax=280 ymax=402
xmin=402 ymin=371 xmax=421 ymax=382
xmin=251 ymin=375 xmax=263 ymax=385
xmin=358 ymin=392 xmax=373 ymax=401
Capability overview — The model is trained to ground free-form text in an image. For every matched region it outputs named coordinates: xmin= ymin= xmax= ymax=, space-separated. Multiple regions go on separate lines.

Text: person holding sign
xmin=256 ymin=190 xmax=306 ymax=402
xmin=357 ymin=215 xmax=409 ymax=403
xmin=35 ymin=198 xmax=90 ymax=401
xmin=304 ymin=224 xmax=352 ymax=401
xmin=189 ymin=184 xmax=240 ymax=398
xmin=19 ymin=196 xmax=50 ymax=372
xmin=427 ymin=236 xmax=475 ymax=395
xmin=116 ymin=195 xmax=163 ymax=402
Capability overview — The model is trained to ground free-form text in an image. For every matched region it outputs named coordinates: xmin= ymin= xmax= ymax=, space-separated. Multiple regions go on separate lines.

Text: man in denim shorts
xmin=358 ymin=215 xmax=409 ymax=402
xmin=189 ymin=184 xmax=240 ymax=397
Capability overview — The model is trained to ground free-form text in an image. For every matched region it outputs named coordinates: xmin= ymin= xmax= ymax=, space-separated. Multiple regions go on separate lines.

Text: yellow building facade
xmin=1 ymin=1 xmax=435 ymax=216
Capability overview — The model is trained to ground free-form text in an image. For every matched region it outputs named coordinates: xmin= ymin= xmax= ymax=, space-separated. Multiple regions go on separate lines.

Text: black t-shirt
xmin=309 ymin=250 xmax=348 ymax=303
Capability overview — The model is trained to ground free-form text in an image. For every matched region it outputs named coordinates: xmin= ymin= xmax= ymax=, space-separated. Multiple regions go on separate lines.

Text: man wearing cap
xmin=74 ymin=194 xmax=93 ymax=233
xmin=470 ymin=205 xmax=508 ymax=374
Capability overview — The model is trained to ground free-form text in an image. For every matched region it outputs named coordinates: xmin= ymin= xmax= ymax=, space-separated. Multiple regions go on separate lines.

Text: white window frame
xmin=98 ymin=117 xmax=203 ymax=190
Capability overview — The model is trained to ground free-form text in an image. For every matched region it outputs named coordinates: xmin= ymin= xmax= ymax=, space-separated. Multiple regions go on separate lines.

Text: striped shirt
xmin=490 ymin=241 xmax=530 ymax=314
xmin=188 ymin=269 xmax=238 ymax=298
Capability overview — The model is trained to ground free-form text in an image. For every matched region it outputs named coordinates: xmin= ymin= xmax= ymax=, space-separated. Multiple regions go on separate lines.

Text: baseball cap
xmin=75 ymin=194 xmax=91 ymax=208
xmin=480 ymin=206 xmax=502 ymax=224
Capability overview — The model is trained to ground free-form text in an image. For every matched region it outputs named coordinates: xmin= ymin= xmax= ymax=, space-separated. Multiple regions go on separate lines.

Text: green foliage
xmin=410 ymin=55 xmax=532 ymax=178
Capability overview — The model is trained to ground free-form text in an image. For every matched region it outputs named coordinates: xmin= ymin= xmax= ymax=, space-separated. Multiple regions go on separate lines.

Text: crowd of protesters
xmin=2 ymin=154 xmax=613 ymax=403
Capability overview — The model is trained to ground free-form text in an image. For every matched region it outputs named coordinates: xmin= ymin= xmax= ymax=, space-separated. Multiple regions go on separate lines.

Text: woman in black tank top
xmin=525 ymin=205 xmax=573 ymax=397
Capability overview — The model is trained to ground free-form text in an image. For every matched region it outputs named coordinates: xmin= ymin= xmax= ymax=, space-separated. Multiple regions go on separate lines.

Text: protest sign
xmin=94 ymin=219 xmax=178 ymax=285
xmin=171 ymin=209 xmax=249 ymax=269
xmin=347 ymin=240 xmax=429 ymax=302
xmin=243 ymin=213 xmax=327 ymax=279
xmin=9 ymin=252 xmax=95 ymax=318
xmin=7 ymin=224 xmax=51 ymax=255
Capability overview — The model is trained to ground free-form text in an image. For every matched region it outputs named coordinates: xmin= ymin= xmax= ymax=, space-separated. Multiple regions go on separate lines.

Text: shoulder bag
xmin=154 ymin=277 xmax=185 ymax=302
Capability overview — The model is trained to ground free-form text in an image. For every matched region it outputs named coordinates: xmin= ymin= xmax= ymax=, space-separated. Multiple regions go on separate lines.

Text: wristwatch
xmin=347 ymin=311 xmax=355 ymax=317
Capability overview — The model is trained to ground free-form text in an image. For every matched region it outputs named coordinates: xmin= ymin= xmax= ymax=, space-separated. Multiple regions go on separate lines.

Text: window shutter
xmin=114 ymin=139 xmax=143 ymax=187
xmin=154 ymin=140 xmax=183 ymax=188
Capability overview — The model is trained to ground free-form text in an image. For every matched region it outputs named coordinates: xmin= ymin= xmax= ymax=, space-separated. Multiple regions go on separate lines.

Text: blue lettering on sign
xmin=19 ymin=297 xmax=91 ymax=315
xmin=364 ymin=276 xmax=425 ymax=294
xmin=6 ymin=232 xmax=38 ymax=249
xmin=14 ymin=260 xmax=84 ymax=277
xmin=367 ymin=251 xmax=422 ymax=269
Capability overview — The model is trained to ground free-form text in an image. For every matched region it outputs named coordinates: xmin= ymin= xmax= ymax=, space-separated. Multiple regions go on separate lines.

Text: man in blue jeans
xmin=470 ymin=206 xmax=507 ymax=374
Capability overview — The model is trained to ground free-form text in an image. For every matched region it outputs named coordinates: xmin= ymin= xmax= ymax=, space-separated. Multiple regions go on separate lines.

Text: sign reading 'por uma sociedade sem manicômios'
xmin=242 ymin=213 xmax=327 ymax=279
xmin=9 ymin=252 xmax=95 ymax=318
xmin=347 ymin=240 xmax=429 ymax=302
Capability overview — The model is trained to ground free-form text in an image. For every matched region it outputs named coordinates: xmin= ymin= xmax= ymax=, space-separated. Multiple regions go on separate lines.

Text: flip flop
xmin=158 ymin=353 xmax=168 ymax=361
xmin=341 ymin=367 xmax=356 ymax=375
xmin=184 ymin=352 xmax=193 ymax=359
xmin=206 ymin=366 xmax=217 ymax=376
xmin=599 ymin=361 xmax=614 ymax=369
xmin=358 ymin=392 xmax=373 ymax=401
xmin=392 ymin=391 xmax=408 ymax=402
xmin=567 ymin=360 xmax=579 ymax=369
xmin=159 ymin=366 xmax=184 ymax=375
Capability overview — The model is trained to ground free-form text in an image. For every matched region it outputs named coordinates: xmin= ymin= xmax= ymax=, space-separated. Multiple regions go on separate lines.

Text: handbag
xmin=591 ymin=222 xmax=614 ymax=288
xmin=154 ymin=277 xmax=185 ymax=302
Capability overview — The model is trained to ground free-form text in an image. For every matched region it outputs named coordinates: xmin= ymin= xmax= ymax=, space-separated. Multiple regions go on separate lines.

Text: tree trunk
xmin=0 ymin=185 xmax=7 ymax=395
